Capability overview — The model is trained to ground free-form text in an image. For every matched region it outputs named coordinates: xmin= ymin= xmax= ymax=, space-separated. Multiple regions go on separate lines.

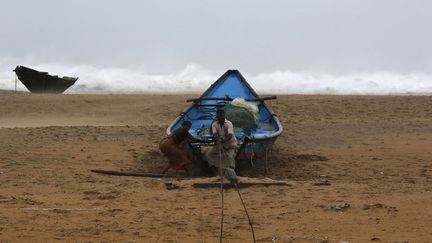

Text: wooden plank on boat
xmin=194 ymin=104 xmax=226 ymax=107
xmin=186 ymin=96 xmax=277 ymax=103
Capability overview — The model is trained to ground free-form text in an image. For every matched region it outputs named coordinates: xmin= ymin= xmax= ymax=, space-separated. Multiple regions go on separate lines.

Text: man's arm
xmin=221 ymin=121 xmax=234 ymax=143
xmin=222 ymin=134 xmax=233 ymax=143
xmin=187 ymin=133 xmax=206 ymax=143
xmin=210 ymin=121 xmax=223 ymax=143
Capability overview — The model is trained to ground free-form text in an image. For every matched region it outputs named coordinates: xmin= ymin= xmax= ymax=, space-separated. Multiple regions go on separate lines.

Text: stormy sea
xmin=1 ymin=61 xmax=431 ymax=95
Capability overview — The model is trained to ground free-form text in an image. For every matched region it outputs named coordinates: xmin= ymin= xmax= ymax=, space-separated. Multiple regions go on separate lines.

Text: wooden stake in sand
xmin=14 ymin=73 xmax=17 ymax=92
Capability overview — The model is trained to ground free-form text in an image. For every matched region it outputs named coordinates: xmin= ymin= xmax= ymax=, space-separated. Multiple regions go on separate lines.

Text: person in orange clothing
xmin=159 ymin=120 xmax=205 ymax=174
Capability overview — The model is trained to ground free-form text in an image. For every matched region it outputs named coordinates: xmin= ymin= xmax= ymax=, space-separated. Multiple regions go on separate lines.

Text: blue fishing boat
xmin=167 ymin=70 xmax=283 ymax=168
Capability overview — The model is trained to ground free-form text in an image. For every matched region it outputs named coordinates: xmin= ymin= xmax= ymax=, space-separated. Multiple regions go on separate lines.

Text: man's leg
xmin=161 ymin=164 xmax=170 ymax=174
xmin=205 ymin=146 xmax=220 ymax=168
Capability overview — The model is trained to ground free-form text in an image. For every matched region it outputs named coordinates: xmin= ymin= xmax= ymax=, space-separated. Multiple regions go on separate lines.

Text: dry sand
xmin=1 ymin=91 xmax=432 ymax=242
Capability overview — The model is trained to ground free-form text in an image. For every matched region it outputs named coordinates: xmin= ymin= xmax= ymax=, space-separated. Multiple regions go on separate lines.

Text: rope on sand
xmin=233 ymin=180 xmax=256 ymax=243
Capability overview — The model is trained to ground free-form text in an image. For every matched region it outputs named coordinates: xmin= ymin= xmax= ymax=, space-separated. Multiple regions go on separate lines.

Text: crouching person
xmin=159 ymin=120 xmax=204 ymax=174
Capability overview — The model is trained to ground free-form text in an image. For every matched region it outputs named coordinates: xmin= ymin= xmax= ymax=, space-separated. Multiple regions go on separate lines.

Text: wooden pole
xmin=193 ymin=181 xmax=289 ymax=189
xmin=90 ymin=169 xmax=196 ymax=178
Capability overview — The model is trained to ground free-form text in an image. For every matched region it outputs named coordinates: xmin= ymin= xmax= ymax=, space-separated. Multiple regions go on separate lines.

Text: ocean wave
xmin=1 ymin=62 xmax=431 ymax=95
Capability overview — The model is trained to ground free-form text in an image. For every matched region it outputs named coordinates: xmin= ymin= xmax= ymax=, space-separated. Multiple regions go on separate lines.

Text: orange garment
xmin=159 ymin=137 xmax=190 ymax=172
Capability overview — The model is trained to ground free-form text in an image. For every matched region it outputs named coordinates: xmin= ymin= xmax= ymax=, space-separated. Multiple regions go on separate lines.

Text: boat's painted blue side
xmin=167 ymin=70 xmax=283 ymax=160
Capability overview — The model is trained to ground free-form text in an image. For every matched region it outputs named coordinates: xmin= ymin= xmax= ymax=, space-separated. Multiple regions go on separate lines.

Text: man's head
xmin=216 ymin=109 xmax=225 ymax=124
xmin=181 ymin=120 xmax=192 ymax=130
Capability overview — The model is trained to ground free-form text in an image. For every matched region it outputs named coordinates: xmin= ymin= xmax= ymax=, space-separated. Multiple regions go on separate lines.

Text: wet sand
xmin=1 ymin=91 xmax=432 ymax=242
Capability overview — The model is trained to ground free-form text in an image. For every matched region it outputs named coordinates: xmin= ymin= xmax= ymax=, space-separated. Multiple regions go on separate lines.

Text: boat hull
xmin=236 ymin=136 xmax=278 ymax=161
xmin=13 ymin=66 xmax=78 ymax=94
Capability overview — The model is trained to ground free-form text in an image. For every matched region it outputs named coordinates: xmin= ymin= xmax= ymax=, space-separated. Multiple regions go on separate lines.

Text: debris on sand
xmin=362 ymin=203 xmax=398 ymax=215
xmin=0 ymin=196 xmax=15 ymax=203
xmin=313 ymin=179 xmax=331 ymax=186
xmin=331 ymin=202 xmax=350 ymax=212
xmin=154 ymin=178 xmax=179 ymax=190
xmin=285 ymin=236 xmax=331 ymax=243
xmin=362 ymin=203 xmax=385 ymax=210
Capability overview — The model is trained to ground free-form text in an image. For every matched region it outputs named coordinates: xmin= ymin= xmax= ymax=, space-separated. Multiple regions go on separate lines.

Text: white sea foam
xmin=1 ymin=62 xmax=431 ymax=95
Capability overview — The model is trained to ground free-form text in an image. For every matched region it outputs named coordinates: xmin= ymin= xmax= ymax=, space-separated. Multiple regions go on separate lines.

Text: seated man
xmin=159 ymin=120 xmax=204 ymax=174
xmin=206 ymin=109 xmax=238 ymax=179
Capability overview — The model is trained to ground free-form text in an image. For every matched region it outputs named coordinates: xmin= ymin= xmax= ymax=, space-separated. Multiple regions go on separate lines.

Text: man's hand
xmin=216 ymin=137 xmax=223 ymax=144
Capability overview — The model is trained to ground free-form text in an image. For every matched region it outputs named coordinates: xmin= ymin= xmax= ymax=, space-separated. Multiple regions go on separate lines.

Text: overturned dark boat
xmin=167 ymin=70 xmax=283 ymax=169
xmin=13 ymin=65 xmax=78 ymax=93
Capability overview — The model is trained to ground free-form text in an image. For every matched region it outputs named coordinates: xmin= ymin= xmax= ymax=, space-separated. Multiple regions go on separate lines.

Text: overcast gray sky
xmin=1 ymin=0 xmax=431 ymax=75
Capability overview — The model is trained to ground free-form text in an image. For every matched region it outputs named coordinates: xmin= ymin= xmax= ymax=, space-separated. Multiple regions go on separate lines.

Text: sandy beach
xmin=1 ymin=91 xmax=432 ymax=242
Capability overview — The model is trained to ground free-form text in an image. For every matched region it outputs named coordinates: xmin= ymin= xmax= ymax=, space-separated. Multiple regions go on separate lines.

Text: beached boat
xmin=13 ymin=65 xmax=78 ymax=93
xmin=167 ymin=70 xmax=283 ymax=168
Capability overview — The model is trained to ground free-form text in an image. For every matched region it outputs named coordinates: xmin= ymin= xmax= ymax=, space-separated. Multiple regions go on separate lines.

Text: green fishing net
xmin=223 ymin=105 xmax=258 ymax=130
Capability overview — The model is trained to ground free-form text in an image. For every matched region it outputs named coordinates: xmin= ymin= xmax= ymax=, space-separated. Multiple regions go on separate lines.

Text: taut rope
xmin=233 ymin=180 xmax=256 ymax=243
xmin=217 ymin=138 xmax=256 ymax=243
xmin=218 ymin=142 xmax=224 ymax=243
